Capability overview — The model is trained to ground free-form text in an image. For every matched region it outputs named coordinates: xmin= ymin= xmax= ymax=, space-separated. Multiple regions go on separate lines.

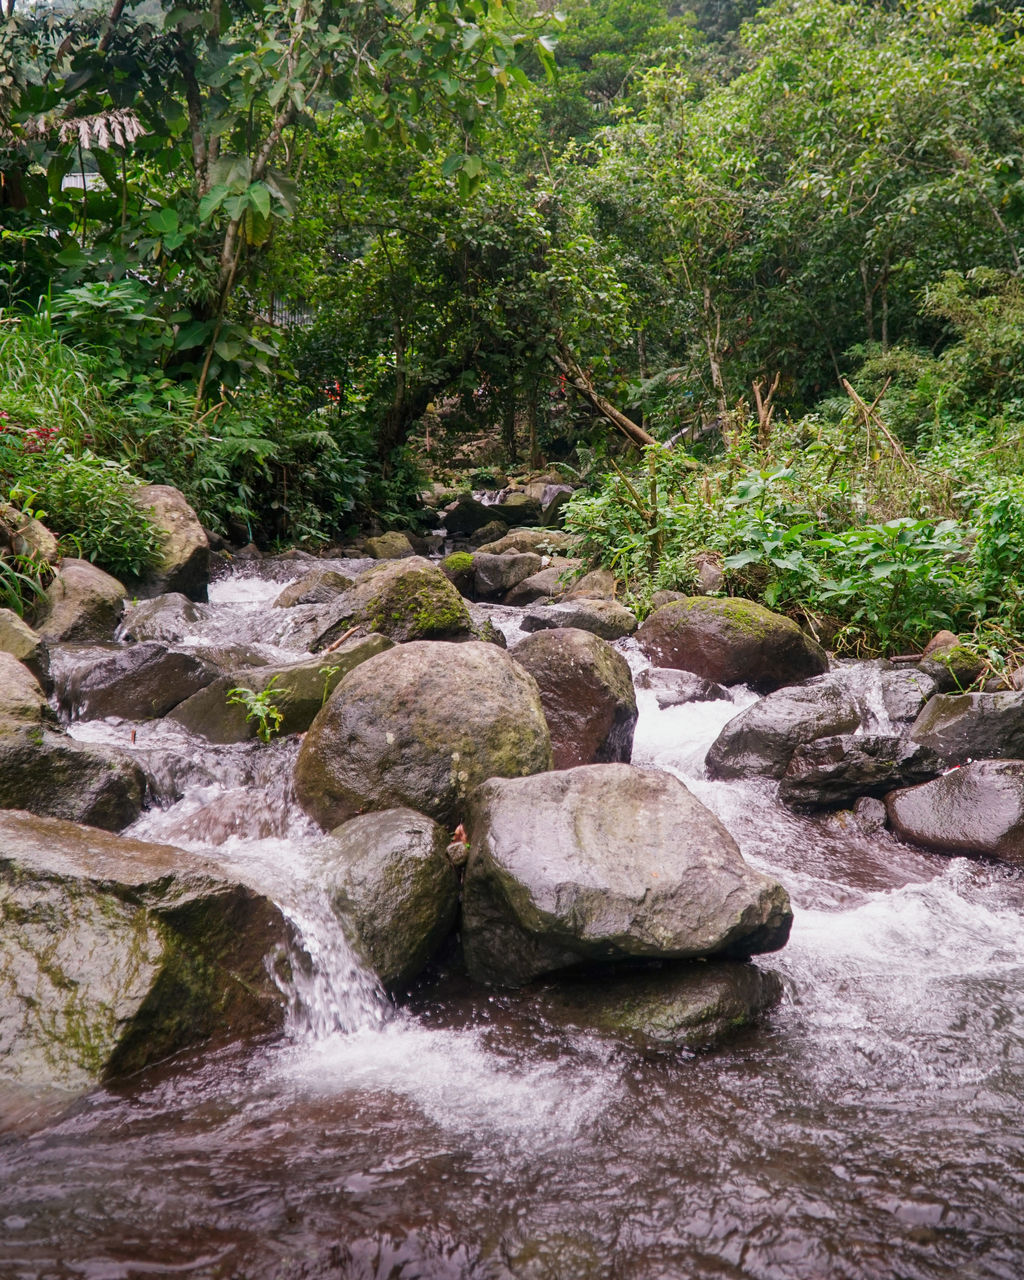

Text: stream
xmin=2 ymin=560 xmax=1024 ymax=1280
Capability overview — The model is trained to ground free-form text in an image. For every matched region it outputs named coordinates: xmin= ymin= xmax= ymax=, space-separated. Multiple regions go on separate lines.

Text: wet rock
xmin=886 ymin=760 xmax=1024 ymax=863
xmin=511 ymin=628 xmax=637 ymax=769
xmin=461 ymin=764 xmax=792 ymax=986
xmin=273 ymin=569 xmax=353 ymax=609
xmin=58 ymin=642 xmax=221 ymax=721
xmin=443 ymin=494 xmax=498 ymax=536
xmin=0 ymin=500 xmax=59 ymax=563
xmin=504 ymin=560 xmax=584 ymax=606
xmin=0 ymin=810 xmax=291 ymax=1090
xmin=34 ymin=558 xmax=126 ymax=643
xmin=118 ymin=593 xmax=213 ymax=644
xmin=705 ymin=676 xmax=861 ymax=781
xmin=319 ymin=808 xmax=458 ymax=988
xmin=440 ymin=551 xmax=476 ymax=598
xmin=163 ymin=787 xmax=291 ymax=844
xmin=467 ymin=518 xmax=510 ymax=548
xmin=473 ymin=551 xmax=543 ymax=600
xmin=909 ymin=692 xmax=1024 ymax=763
xmin=363 ymin=531 xmax=416 ymax=559
xmin=495 ymin=492 xmax=543 ymax=527
xmin=637 ymin=667 xmax=729 ymax=708
xmin=0 ymin=650 xmax=53 ymax=726
xmin=168 ymin=634 xmax=392 ymax=743
xmin=518 ymin=598 xmax=638 ymax=641
xmin=778 ymin=734 xmax=947 ymax=810
xmin=636 ymin=597 xmax=828 ymax=693
xmin=131 ymin=484 xmax=210 ymax=602
xmin=543 ymin=961 xmax=784 ymax=1052
xmin=476 ymin=529 xmax=579 ymax=556
xmin=295 ymin=640 xmax=552 ymax=829
xmin=879 ymin=667 xmax=938 ymax=729
xmin=0 ymin=609 xmax=49 ymax=689
xmin=918 ymin=641 xmax=986 ymax=693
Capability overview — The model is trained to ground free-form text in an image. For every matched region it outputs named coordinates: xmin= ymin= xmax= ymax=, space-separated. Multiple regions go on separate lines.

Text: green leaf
xmin=247 ymin=182 xmax=272 ymax=219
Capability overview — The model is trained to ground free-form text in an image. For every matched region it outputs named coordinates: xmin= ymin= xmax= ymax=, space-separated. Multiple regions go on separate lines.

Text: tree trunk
xmin=552 ymin=346 xmax=657 ymax=449
xmin=501 ymin=389 xmax=518 ymax=466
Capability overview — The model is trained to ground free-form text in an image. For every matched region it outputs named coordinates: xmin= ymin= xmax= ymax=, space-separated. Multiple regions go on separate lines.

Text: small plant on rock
xmin=227 ymin=677 xmax=285 ymax=743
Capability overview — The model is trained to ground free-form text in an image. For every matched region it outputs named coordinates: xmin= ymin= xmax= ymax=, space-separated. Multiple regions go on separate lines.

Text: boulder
xmin=476 ymin=529 xmax=579 ymax=556
xmin=518 ymin=598 xmax=638 ymax=641
xmin=504 ymin=560 xmax=584 ymax=606
xmin=778 ymin=734 xmax=947 ymax=810
xmin=909 ymin=692 xmax=1024 ymax=763
xmin=467 ymin=519 xmax=510 ymax=548
xmin=440 ymin=551 xmax=476 ymax=598
xmin=635 ymin=597 xmax=828 ymax=693
xmin=168 ymin=634 xmax=392 ymax=743
xmin=0 ymin=649 xmax=53 ymax=726
xmin=495 ymin=491 xmax=543 ymax=527
xmin=886 ymin=760 xmax=1024 ymax=863
xmin=34 ymin=558 xmax=126 ymax=643
xmin=637 ymin=667 xmax=729 ymax=708
xmin=705 ymin=675 xmax=861 ymax=781
xmin=319 ymin=808 xmax=458 ymax=988
xmin=511 ymin=628 xmax=637 ymax=769
xmin=118 ymin=592 xmax=213 ymax=644
xmin=273 ymin=569 xmax=353 ymax=609
xmin=131 ymin=484 xmax=210 ymax=602
xmin=564 ymin=569 xmax=618 ymax=601
xmin=0 ymin=810 xmax=290 ymax=1090
xmin=694 ymin=552 xmax=725 ymax=594
xmin=0 ymin=499 xmax=58 ymax=563
xmin=542 ymin=962 xmax=784 ymax=1053
xmin=56 ymin=641 xmax=221 ymax=721
xmin=0 ymin=608 xmax=49 ymax=688
xmin=650 ymin=590 xmax=688 ymax=611
xmin=363 ymin=531 xmax=416 ymax=560
xmin=878 ymin=667 xmax=938 ymax=729
xmin=473 ymin=551 xmax=543 ymax=600
xmin=294 ymin=640 xmax=552 ymax=828
xmin=461 ymin=764 xmax=793 ymax=986
xmin=444 ymin=494 xmax=499 ymax=536
xmin=918 ymin=641 xmax=986 ymax=693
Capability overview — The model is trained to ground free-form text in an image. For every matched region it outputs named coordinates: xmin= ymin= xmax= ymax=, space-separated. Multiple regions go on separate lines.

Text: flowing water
xmin=3 ymin=565 xmax=1024 ymax=1279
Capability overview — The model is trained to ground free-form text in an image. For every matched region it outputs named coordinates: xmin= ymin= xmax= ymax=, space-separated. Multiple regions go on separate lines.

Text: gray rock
xmin=511 ymin=628 xmax=637 ymax=769
xmin=295 ymin=640 xmax=552 ymax=828
xmin=879 ymin=668 xmax=938 ymax=729
xmin=519 ymin=598 xmax=638 ymax=641
xmin=778 ymin=734 xmax=947 ymax=809
xmin=0 ymin=649 xmax=53 ymax=726
xmin=918 ymin=643 xmax=986 ymax=693
xmin=0 ymin=608 xmax=49 ymax=688
xmin=58 ymin=641 xmax=221 ymax=720
xmin=168 ymin=634 xmax=392 ymax=743
xmin=886 ymin=760 xmax=1024 ymax=863
xmin=504 ymin=560 xmax=584 ymax=606
xmin=650 ymin=590 xmax=688 ymax=611
xmin=476 ymin=529 xmax=579 ymax=556
xmin=117 ymin=592 xmax=213 ymax=644
xmin=495 ymin=491 xmax=543 ymax=527
xmin=273 ymin=569 xmax=354 ymax=608
xmin=909 ymin=692 xmax=1024 ymax=763
xmin=131 ymin=484 xmax=210 ymax=602
xmin=34 ymin=558 xmax=126 ymax=643
xmin=695 ymin=552 xmax=725 ymax=594
xmin=461 ymin=764 xmax=792 ymax=986
xmin=363 ymin=531 xmax=416 ymax=559
xmin=473 ymin=551 xmax=543 ymax=600
xmin=0 ymin=810 xmax=290 ymax=1090
xmin=636 ymin=597 xmax=828 ymax=693
xmin=564 ymin=569 xmax=618 ymax=601
xmin=0 ymin=500 xmax=58 ymax=562
xmin=319 ymin=808 xmax=458 ymax=988
xmin=542 ymin=961 xmax=784 ymax=1052
xmin=637 ymin=667 xmax=729 ymax=708
xmin=444 ymin=494 xmax=499 ymax=536
xmin=705 ymin=676 xmax=861 ymax=781
xmin=466 ymin=519 xmax=510 ymax=548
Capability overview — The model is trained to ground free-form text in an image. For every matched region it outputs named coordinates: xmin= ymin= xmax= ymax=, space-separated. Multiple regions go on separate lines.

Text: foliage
xmin=0 ymin=551 xmax=49 ymax=618
xmin=227 ymin=677 xmax=285 ymax=743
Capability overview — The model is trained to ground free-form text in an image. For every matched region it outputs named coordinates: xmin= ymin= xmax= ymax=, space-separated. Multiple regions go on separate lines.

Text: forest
xmin=2 ymin=0 xmax=1023 ymax=667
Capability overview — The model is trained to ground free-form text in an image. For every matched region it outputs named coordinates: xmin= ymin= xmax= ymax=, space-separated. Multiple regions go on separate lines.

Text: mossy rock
xmin=441 ymin=551 xmax=476 ymax=598
xmin=919 ymin=642 xmax=985 ymax=693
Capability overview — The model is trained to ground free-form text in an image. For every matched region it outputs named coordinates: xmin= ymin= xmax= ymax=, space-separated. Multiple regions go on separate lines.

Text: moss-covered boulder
xmin=541 ymin=962 xmax=785 ymax=1052
xmin=0 ymin=810 xmax=291 ymax=1091
xmin=511 ymin=628 xmax=637 ymax=769
xmin=294 ymin=640 xmax=552 ymax=828
xmin=167 ymin=633 xmax=392 ymax=742
xmin=272 ymin=568 xmax=353 ymax=609
xmin=461 ymin=764 xmax=793 ymax=986
xmin=918 ymin=637 xmax=985 ymax=693
xmin=319 ymin=808 xmax=458 ymax=989
xmin=440 ymin=551 xmax=476 ymax=598
xmin=34 ymin=558 xmax=126 ymax=643
xmin=636 ymin=596 xmax=828 ymax=693
xmin=363 ymin=530 xmax=416 ymax=559
xmin=131 ymin=484 xmax=210 ymax=603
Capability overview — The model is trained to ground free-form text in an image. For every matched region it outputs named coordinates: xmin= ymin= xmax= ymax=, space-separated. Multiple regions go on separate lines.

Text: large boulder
xmin=477 ymin=529 xmax=579 ymax=556
xmin=34 ymin=558 xmax=126 ymax=643
xmin=319 ymin=808 xmax=459 ymax=989
xmin=635 ymin=597 xmax=828 ymax=693
xmin=57 ymin=641 xmax=221 ymax=721
xmin=918 ymin=632 xmax=985 ymax=693
xmin=504 ymin=560 xmax=584 ymax=606
xmin=563 ymin=569 xmax=618 ymax=601
xmin=461 ymin=764 xmax=792 ymax=986
xmin=778 ymin=734 xmax=946 ymax=810
xmin=878 ymin=667 xmax=938 ymax=729
xmin=0 ymin=608 xmax=49 ymax=688
xmin=473 ymin=551 xmax=542 ymax=600
xmin=118 ymin=592 xmax=213 ymax=644
xmin=168 ymin=633 xmax=392 ymax=743
xmin=542 ymin=962 xmax=784 ymax=1053
xmin=131 ymin=484 xmax=210 ymax=602
xmin=363 ymin=531 xmax=416 ymax=560
xmin=273 ymin=569 xmax=353 ymax=609
xmin=518 ymin=598 xmax=638 ymax=641
xmin=494 ymin=492 xmax=543 ymax=527
xmin=909 ymin=692 xmax=1024 ymax=763
xmin=511 ymin=628 xmax=637 ymax=769
xmin=295 ymin=640 xmax=552 ymax=828
xmin=705 ymin=675 xmax=861 ymax=781
xmin=886 ymin=761 xmax=1024 ymax=863
xmin=0 ymin=810 xmax=291 ymax=1091
xmin=444 ymin=494 xmax=499 ymax=536
xmin=0 ymin=651 xmax=144 ymax=829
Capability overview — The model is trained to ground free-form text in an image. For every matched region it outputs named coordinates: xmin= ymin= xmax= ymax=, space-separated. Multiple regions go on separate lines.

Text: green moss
xmin=368 ymin=569 xmax=470 ymax=642
xmin=442 ymin=552 xmax=475 ymax=574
